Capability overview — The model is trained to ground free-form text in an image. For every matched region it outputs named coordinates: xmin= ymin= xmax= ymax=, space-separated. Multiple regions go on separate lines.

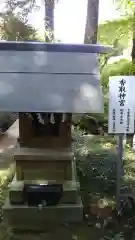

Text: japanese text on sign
xmin=112 ymin=108 xmax=116 ymax=132
xmin=118 ymin=79 xmax=126 ymax=107
xmin=118 ymin=79 xmax=126 ymax=126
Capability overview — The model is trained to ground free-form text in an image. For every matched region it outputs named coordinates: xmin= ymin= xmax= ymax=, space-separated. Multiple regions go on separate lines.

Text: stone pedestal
xmin=3 ymin=113 xmax=83 ymax=231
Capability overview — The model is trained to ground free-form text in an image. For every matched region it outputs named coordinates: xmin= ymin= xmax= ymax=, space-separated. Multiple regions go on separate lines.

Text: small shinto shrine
xmin=0 ymin=42 xmax=112 ymax=231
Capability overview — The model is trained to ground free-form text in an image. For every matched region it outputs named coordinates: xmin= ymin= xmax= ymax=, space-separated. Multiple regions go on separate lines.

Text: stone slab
xmin=14 ymin=147 xmax=73 ymax=161
xmin=21 ymin=169 xmax=68 ymax=181
xmin=19 ymin=137 xmax=71 ymax=149
xmin=16 ymin=160 xmax=71 ymax=168
xmin=3 ymin=196 xmax=83 ymax=231
xmin=15 ymin=160 xmax=72 ymax=181
xmin=9 ymin=179 xmax=79 ymax=204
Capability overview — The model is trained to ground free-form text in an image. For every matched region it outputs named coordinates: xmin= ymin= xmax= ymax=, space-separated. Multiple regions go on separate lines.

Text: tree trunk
xmin=131 ymin=15 xmax=135 ymax=60
xmin=131 ymin=15 xmax=135 ymax=149
xmin=132 ymin=39 xmax=135 ymax=60
xmin=84 ymin=0 xmax=99 ymax=44
xmin=45 ymin=1 xmax=55 ymax=42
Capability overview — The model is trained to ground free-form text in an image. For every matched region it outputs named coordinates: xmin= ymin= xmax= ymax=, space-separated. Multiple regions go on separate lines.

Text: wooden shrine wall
xmin=18 ymin=113 xmax=72 ymax=148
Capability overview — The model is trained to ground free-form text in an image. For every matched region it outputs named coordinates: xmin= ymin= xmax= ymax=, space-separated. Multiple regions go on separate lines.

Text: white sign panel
xmin=108 ymin=76 xmax=134 ymax=134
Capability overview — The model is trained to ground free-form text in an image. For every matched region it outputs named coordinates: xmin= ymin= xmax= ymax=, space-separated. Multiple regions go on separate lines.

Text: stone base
xmin=3 ymin=196 xmax=83 ymax=231
xmin=15 ymin=147 xmax=73 ymax=181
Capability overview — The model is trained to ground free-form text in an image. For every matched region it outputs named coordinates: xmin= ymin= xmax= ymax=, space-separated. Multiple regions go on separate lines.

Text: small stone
xmin=84 ymin=214 xmax=89 ymax=220
xmin=95 ymin=223 xmax=101 ymax=228
xmin=38 ymin=204 xmax=43 ymax=211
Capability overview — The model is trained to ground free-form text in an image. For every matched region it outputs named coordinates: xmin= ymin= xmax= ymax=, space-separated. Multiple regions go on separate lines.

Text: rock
xmin=95 ymin=223 xmax=101 ymax=228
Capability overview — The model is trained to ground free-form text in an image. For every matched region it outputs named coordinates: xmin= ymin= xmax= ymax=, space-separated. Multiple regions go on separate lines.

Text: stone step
xmin=3 ymin=197 xmax=83 ymax=231
xmin=9 ymin=179 xmax=79 ymax=205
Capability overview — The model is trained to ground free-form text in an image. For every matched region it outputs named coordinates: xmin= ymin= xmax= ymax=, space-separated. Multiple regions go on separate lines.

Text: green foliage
xmin=100 ymin=38 xmax=124 ymax=72
xmin=0 ymin=13 xmax=38 ymax=41
xmin=98 ymin=17 xmax=134 ymax=125
xmin=98 ymin=14 xmax=133 ymax=72
xmin=0 ymin=0 xmax=56 ymax=42
xmin=101 ymin=232 xmax=124 ymax=240
xmin=98 ymin=17 xmax=133 ymax=47
xmin=75 ymin=115 xmax=100 ymax=134
xmin=5 ymin=0 xmax=38 ymax=20
xmin=115 ymin=0 xmax=135 ymax=16
xmin=102 ymin=59 xmax=135 ymax=88
xmin=0 ymin=0 xmax=40 ymax=41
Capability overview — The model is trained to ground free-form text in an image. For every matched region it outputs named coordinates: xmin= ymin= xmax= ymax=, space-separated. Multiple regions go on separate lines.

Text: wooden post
xmin=116 ymin=134 xmax=124 ymax=210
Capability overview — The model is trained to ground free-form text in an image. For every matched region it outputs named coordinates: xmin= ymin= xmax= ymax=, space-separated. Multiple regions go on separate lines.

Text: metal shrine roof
xmin=0 ymin=41 xmax=113 ymax=54
xmin=0 ymin=41 xmax=113 ymax=113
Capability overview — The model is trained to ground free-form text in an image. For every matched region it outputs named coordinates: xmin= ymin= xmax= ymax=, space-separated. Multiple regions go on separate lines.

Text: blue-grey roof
xmin=0 ymin=41 xmax=113 ymax=54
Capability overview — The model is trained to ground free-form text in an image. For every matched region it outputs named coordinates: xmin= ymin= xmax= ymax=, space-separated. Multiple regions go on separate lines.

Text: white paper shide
xmin=108 ymin=76 xmax=134 ymax=134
